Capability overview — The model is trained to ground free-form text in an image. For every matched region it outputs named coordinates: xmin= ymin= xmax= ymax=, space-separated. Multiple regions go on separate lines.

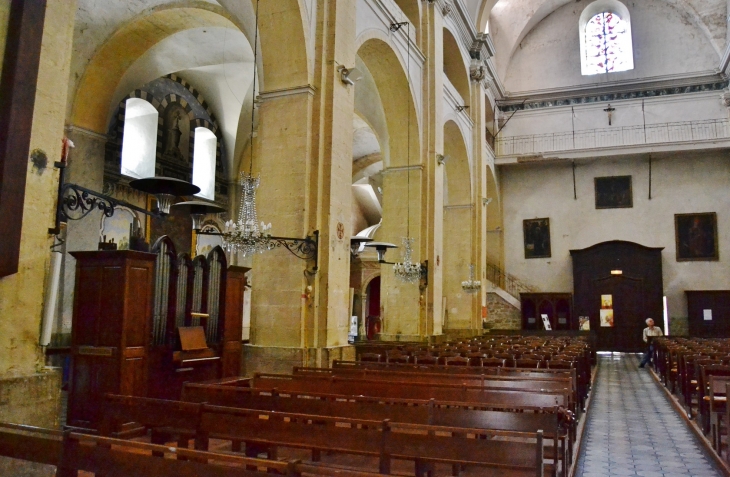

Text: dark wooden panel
xmin=73 ymin=265 xmax=102 ymax=346
xmin=686 ymin=291 xmax=730 ymax=338
xmin=520 ymin=293 xmax=573 ymax=331
xmin=571 ymin=241 xmax=663 ymax=352
xmin=0 ymin=0 xmax=47 ymax=277
xmin=126 ymin=265 xmax=152 ymax=346
xmin=99 ymin=266 xmax=124 ymax=346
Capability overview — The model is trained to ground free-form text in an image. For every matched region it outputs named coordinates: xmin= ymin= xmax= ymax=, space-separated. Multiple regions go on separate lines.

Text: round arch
xmin=443 ymin=119 xmax=472 ymax=205
xmin=71 ymin=5 xmax=246 ymax=134
xmin=442 ymin=28 xmax=471 ymax=106
xmin=356 ymin=36 xmax=421 ymax=168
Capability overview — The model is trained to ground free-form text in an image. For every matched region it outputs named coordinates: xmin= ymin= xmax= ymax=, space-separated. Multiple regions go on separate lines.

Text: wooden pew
xmin=100 ymin=395 xmax=549 ymax=477
xmin=178 ymin=384 xmax=574 ymax=475
xmin=0 ymin=422 xmax=390 ymax=477
xmin=333 ymin=360 xmax=584 ymax=406
xmin=293 ymin=366 xmax=577 ymax=412
xmin=247 ymin=373 xmax=571 ymax=410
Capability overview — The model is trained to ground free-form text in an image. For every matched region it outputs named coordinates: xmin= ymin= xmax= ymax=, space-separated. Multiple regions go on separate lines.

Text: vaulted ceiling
xmin=465 ymin=0 xmax=726 ymax=80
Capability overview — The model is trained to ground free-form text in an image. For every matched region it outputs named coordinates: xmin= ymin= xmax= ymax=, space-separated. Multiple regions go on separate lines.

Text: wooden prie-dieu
xmin=67 ymin=237 xmax=247 ymax=430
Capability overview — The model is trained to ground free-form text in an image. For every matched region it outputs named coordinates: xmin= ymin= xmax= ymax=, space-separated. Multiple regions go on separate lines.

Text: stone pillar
xmin=0 ymin=0 xmax=76 ymax=472
xmin=244 ymin=0 xmax=357 ymax=372
xmin=420 ymin=3 xmax=446 ymax=339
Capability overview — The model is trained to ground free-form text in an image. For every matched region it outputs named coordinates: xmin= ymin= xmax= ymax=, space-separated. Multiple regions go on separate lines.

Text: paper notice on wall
xmin=704 ymin=309 xmax=713 ymax=321
xmin=541 ymin=314 xmax=552 ymax=331
xmin=600 ymin=309 xmax=614 ymax=327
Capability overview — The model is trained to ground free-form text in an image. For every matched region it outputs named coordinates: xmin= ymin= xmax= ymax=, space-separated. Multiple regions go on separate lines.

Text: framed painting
xmin=675 ymin=212 xmax=718 ymax=261
xmin=523 ymin=218 xmax=551 ymax=259
xmin=595 ymin=175 xmax=632 ymax=209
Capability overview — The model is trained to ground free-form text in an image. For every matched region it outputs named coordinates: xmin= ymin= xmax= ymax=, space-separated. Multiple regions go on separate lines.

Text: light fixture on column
xmin=350 ymin=236 xmax=373 ymax=260
xmin=365 ymin=241 xmax=397 ymax=263
xmin=461 ymin=264 xmax=481 ymax=294
xmin=128 ymin=176 xmax=201 ymax=214
xmin=212 ymin=0 xmax=318 ymax=271
xmin=221 ymin=172 xmax=273 ymax=256
xmin=393 ymin=237 xmax=423 ymax=284
xmin=170 ymin=200 xmax=226 ymax=230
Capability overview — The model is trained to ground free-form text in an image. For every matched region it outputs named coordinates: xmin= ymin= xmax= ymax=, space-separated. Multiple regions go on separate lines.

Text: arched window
xmin=121 ymin=98 xmax=158 ymax=179
xmin=579 ymin=1 xmax=633 ymax=76
xmin=192 ymin=127 xmax=217 ymax=200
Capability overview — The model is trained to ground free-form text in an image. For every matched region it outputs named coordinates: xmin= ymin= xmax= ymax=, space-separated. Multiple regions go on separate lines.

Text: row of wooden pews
xmin=1 ymin=335 xmax=590 ymax=476
xmin=654 ymin=337 xmax=730 ymax=463
xmin=0 ymin=422 xmax=387 ymax=477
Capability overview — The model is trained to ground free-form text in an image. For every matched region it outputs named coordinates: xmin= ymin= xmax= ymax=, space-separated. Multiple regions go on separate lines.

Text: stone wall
xmin=486 ymin=292 xmax=521 ymax=330
xmin=242 ymin=345 xmax=356 ymax=376
xmin=669 ymin=316 xmax=690 ymax=337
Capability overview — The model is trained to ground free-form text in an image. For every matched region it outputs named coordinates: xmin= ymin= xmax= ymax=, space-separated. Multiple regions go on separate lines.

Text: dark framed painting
xmin=523 ymin=218 xmax=551 ymax=259
xmin=595 ymin=175 xmax=632 ymax=209
xmin=675 ymin=212 xmax=718 ymax=261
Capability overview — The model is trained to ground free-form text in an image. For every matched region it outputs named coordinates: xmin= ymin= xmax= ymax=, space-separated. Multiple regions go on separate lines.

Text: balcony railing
xmin=495 ymin=118 xmax=730 ymax=157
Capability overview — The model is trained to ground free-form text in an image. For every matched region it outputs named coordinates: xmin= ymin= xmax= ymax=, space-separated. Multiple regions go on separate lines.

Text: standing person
xmin=639 ymin=318 xmax=663 ymax=368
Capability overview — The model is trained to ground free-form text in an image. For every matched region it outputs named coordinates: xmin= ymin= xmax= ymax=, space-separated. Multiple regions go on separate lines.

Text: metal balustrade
xmin=495 ymin=118 xmax=730 ymax=156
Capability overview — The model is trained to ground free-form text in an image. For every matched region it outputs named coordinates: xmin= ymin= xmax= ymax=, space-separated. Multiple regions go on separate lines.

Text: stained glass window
xmin=584 ymin=11 xmax=633 ymax=75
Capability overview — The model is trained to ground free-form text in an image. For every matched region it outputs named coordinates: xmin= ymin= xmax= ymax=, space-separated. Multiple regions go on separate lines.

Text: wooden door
xmin=594 ymin=275 xmax=646 ymax=351
xmin=571 ymin=241 xmax=663 ymax=352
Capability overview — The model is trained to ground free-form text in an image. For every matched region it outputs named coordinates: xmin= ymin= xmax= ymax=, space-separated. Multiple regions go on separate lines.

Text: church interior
xmin=3 ymin=0 xmax=730 ymax=475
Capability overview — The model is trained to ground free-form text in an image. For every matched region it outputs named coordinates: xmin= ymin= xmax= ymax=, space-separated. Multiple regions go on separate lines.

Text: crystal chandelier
xmin=394 ymin=237 xmax=422 ymax=283
xmin=222 ymin=172 xmax=273 ymax=256
xmin=461 ymin=264 xmax=481 ymax=294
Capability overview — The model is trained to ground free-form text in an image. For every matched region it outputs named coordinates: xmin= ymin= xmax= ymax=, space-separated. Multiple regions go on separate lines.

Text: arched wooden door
xmin=571 ymin=241 xmax=664 ymax=352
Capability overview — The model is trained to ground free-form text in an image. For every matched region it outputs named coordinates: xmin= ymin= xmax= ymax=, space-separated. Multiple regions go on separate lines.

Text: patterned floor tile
xmin=575 ymin=354 xmax=723 ymax=477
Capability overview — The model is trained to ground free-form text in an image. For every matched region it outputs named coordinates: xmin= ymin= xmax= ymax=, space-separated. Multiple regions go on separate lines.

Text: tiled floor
xmin=576 ymin=353 xmax=723 ymax=477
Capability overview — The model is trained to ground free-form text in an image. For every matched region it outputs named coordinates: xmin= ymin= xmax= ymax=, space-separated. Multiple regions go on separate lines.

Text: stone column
xmin=244 ymin=0 xmax=357 ymax=372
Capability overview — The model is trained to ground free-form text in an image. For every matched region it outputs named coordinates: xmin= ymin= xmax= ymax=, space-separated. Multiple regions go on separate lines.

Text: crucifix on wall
xmin=604 ymin=104 xmax=616 ymax=126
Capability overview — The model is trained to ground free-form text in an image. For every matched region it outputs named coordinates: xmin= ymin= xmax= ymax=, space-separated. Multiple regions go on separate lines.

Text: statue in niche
xmin=163 ymin=110 xmax=183 ymax=159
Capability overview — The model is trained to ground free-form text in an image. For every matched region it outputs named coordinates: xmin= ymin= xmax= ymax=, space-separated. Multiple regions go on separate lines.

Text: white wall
xmin=503 ymin=0 xmax=720 ymax=94
xmin=500 ymin=151 xmax=730 ymax=323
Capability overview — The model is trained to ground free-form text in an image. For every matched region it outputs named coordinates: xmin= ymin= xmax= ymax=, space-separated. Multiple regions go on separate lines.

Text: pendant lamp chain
xmin=222 ymin=0 xmax=273 ymax=257
xmin=393 ymin=23 xmax=423 ymax=284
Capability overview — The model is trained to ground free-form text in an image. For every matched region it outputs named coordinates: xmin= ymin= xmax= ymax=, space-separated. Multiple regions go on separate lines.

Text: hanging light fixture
xmin=461 ymin=264 xmax=481 ymax=293
xmin=222 ymin=172 xmax=273 ymax=256
xmin=392 ymin=22 xmax=423 ymax=284
xmin=220 ymin=0 xmax=273 ymax=257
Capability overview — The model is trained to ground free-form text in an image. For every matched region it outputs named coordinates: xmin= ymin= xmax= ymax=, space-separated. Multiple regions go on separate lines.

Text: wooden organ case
xmin=67 ymin=238 xmax=247 ymax=429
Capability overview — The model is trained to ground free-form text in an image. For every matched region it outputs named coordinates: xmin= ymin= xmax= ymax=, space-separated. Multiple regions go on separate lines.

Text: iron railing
xmin=485 ymin=262 xmax=535 ymax=300
xmin=496 ymin=118 xmax=730 ymax=156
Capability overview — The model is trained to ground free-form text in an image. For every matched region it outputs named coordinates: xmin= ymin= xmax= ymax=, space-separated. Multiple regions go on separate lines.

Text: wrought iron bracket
xmin=390 ymin=22 xmax=409 ymax=32
xmin=48 ymin=162 xmax=164 ymax=235
xmin=197 ymin=230 xmax=319 ymax=273
xmin=270 ymin=230 xmax=319 ymax=273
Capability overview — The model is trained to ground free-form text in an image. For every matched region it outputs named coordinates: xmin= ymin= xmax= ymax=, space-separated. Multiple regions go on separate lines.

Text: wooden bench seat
xmin=99 ymin=395 xmax=549 ymax=477
xmin=292 ymin=366 xmax=577 ymax=412
xmin=245 ymin=373 xmax=571 ymax=411
xmin=0 ymin=422 xmax=390 ymax=477
xmin=177 ymin=384 xmax=575 ymax=474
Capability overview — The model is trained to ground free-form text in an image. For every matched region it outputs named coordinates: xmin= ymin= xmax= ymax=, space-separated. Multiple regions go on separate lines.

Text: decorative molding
xmin=65 ymin=125 xmax=109 ymax=141
xmin=499 ymin=80 xmax=729 ymax=112
xmin=258 ymin=85 xmax=316 ymax=101
xmin=383 ymin=164 xmax=424 ymax=173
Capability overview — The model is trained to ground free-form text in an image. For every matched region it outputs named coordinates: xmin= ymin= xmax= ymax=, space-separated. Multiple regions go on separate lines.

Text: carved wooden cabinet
xmin=520 ymin=293 xmax=574 ymax=331
xmin=67 ymin=250 xmax=156 ymax=429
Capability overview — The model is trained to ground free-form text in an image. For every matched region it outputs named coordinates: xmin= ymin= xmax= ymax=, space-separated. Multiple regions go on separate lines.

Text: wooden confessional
xmin=67 ymin=237 xmax=248 ymax=430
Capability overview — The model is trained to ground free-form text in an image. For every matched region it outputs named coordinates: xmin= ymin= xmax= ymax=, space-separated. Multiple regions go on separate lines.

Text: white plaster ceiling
xmin=110 ymin=26 xmax=254 ymax=180
xmin=467 ymin=0 xmax=726 ymax=81
xmin=352 ymin=115 xmax=381 ymax=161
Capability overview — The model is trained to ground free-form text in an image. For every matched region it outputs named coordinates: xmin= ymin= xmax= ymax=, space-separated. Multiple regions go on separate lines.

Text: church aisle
xmin=576 ymin=353 xmax=722 ymax=477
